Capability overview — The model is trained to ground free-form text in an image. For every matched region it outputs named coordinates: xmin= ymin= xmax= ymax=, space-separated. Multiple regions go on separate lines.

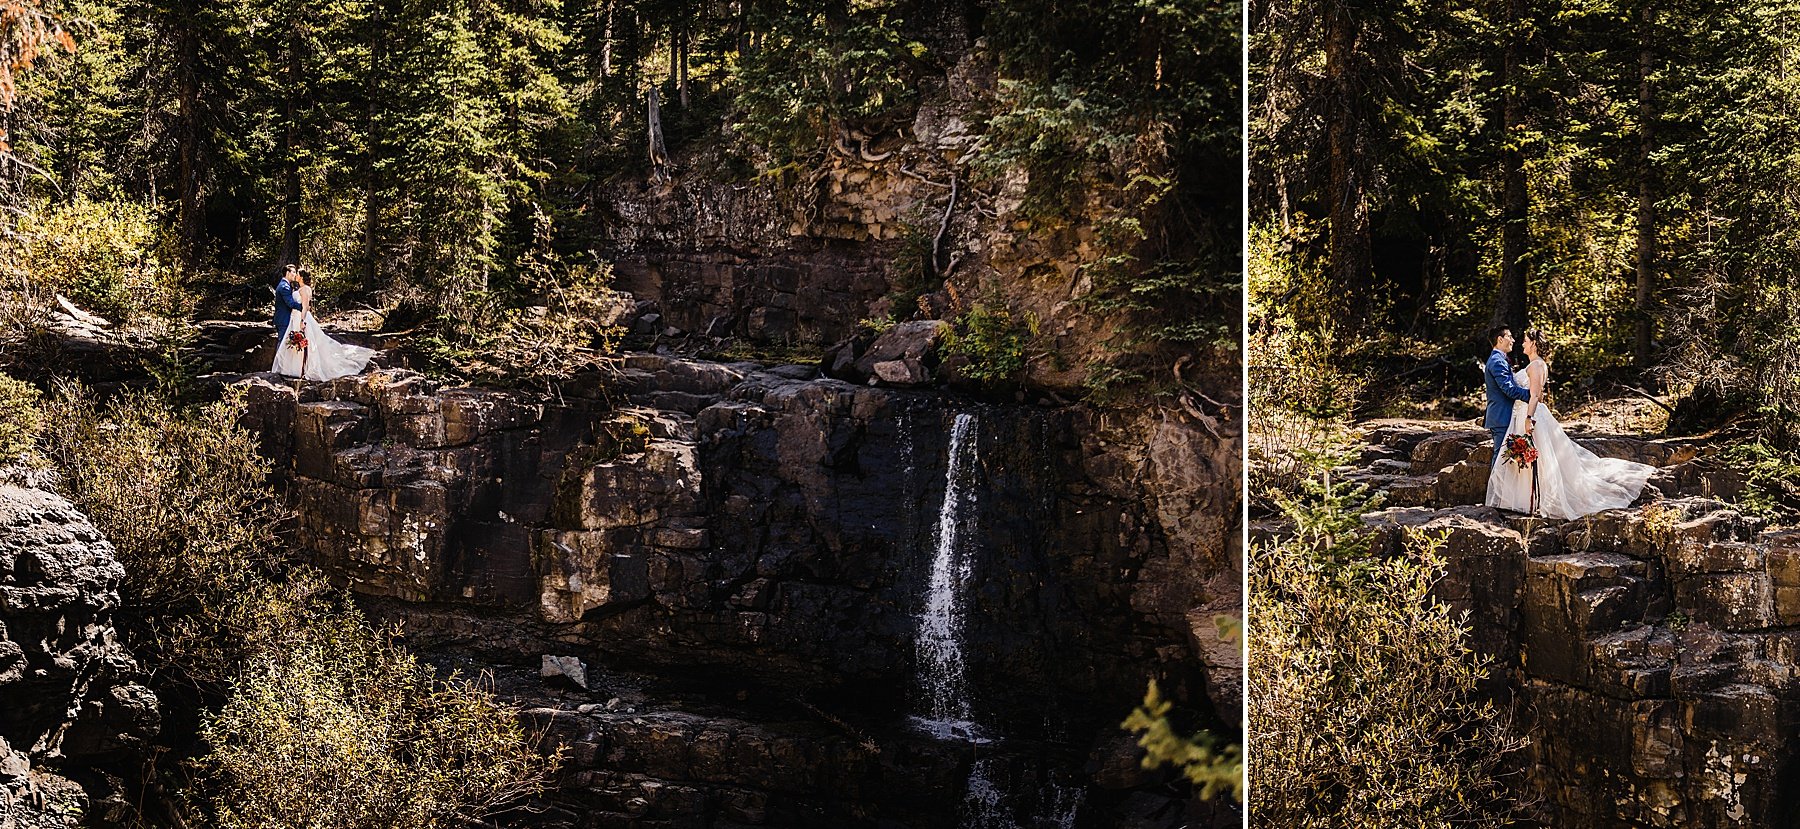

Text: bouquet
xmin=288 ymin=329 xmax=308 ymax=351
xmin=1503 ymin=433 xmax=1538 ymax=470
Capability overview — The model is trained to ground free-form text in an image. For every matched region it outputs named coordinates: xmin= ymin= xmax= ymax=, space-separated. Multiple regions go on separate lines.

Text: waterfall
xmin=964 ymin=759 xmax=1086 ymax=829
xmin=963 ymin=760 xmax=1011 ymax=829
xmin=912 ymin=412 xmax=1084 ymax=828
xmin=913 ymin=411 xmax=982 ymax=741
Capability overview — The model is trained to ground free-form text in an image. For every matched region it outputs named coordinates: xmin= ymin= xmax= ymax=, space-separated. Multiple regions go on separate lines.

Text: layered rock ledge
xmin=1306 ymin=420 xmax=1800 ymax=827
xmin=224 ymin=353 xmax=1236 ymax=827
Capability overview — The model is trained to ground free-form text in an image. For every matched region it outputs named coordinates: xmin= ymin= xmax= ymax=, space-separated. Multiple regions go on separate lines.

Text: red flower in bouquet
xmin=1503 ymin=433 xmax=1538 ymax=470
xmin=288 ymin=329 xmax=308 ymax=351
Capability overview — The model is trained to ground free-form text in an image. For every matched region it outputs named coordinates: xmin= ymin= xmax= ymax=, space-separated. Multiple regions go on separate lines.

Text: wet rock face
xmin=234 ymin=363 xmax=1231 ymax=730
xmin=0 ymin=485 xmax=160 ymax=827
xmin=1342 ymin=421 xmax=1800 ymax=827
xmin=230 ymin=356 xmax=1236 ymax=824
xmin=520 ymin=704 xmax=972 ymax=828
xmin=511 ymin=699 xmax=1223 ymax=829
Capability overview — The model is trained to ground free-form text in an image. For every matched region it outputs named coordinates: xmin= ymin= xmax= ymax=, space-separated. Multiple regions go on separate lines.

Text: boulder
xmin=819 ymin=333 xmax=875 ymax=383
xmin=541 ymin=655 xmax=590 ymax=689
xmin=852 ymin=320 xmax=948 ymax=379
xmin=0 ymin=485 xmax=159 ymax=825
xmin=1433 ymin=458 xmax=1493 ymax=506
xmin=1409 ymin=430 xmax=1490 ymax=476
xmin=871 ymin=358 xmax=931 ymax=386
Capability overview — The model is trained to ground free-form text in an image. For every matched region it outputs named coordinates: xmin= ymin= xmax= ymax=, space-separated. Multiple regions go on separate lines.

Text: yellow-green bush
xmin=1122 ymin=675 xmax=1242 ymax=801
xmin=15 ymin=197 xmax=184 ymax=321
xmin=201 ymin=576 xmax=559 ymax=829
xmin=39 ymin=384 xmax=281 ymax=684
xmin=0 ymin=372 xmax=43 ymax=465
xmin=41 ymin=384 xmax=558 ymax=826
xmin=944 ymin=303 xmax=1037 ymax=384
xmin=1248 ymin=478 xmax=1523 ymax=828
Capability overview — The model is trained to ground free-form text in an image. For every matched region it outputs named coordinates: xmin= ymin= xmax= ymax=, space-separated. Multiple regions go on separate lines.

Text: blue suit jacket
xmin=1484 ymin=350 xmax=1531 ymax=429
xmin=274 ymin=279 xmax=303 ymax=332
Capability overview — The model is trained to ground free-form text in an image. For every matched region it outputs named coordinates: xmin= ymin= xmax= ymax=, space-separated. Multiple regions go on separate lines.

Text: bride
xmin=1485 ymin=329 xmax=1656 ymax=519
xmin=272 ymin=268 xmax=377 ymax=381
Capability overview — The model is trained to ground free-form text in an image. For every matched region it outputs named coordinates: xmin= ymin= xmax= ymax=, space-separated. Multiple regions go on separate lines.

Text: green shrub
xmin=15 ymin=196 xmax=184 ymax=321
xmin=1714 ymin=441 xmax=1800 ymax=519
xmin=1121 ymin=681 xmax=1241 ymax=802
xmin=0 ymin=372 xmax=43 ymax=466
xmin=200 ymin=576 xmax=559 ymax=829
xmin=857 ymin=316 xmax=896 ymax=335
xmin=1121 ymin=616 xmax=1243 ymax=803
xmin=943 ymin=303 xmax=1036 ymax=384
xmin=422 ymin=213 xmax=627 ymax=389
xmin=1249 ymin=477 xmax=1524 ymax=827
xmin=39 ymin=383 xmax=282 ymax=685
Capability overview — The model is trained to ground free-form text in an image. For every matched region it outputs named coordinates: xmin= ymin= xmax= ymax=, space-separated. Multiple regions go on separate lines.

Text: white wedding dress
xmin=271 ymin=285 xmax=377 ymax=380
xmin=1486 ymin=359 xmax=1656 ymax=519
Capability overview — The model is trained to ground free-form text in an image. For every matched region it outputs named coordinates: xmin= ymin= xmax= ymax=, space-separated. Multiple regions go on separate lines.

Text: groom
xmin=273 ymin=265 xmax=302 ymax=336
xmin=1484 ymin=326 xmax=1533 ymax=464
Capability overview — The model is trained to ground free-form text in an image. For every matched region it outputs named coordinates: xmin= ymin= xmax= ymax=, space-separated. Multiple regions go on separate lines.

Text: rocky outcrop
xmin=820 ymin=320 xmax=951 ymax=388
xmin=228 ymin=353 xmax=1236 ymax=827
xmin=221 ymin=348 xmax=1238 ymax=827
xmin=1333 ymin=419 xmax=1800 ymax=827
xmin=1342 ymin=420 xmax=1698 ymax=510
xmin=0 ymin=485 xmax=160 ymax=828
xmin=232 ymin=359 xmax=1232 ymax=719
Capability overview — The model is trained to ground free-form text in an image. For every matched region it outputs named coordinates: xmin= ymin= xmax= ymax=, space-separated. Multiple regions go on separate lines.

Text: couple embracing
xmin=272 ymin=265 xmax=376 ymax=381
xmin=1480 ymin=326 xmax=1655 ymax=520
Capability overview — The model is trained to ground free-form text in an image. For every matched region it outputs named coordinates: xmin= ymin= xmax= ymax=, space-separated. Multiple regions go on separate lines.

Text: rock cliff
xmin=1317 ymin=420 xmax=1800 ymax=827
xmin=0 ymin=483 xmax=160 ymax=828
xmin=226 ymin=354 xmax=1235 ymax=827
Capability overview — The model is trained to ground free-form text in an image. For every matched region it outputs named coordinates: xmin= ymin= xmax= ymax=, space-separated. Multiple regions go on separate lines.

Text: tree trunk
xmin=678 ymin=25 xmax=689 ymax=108
xmin=647 ymin=87 xmax=670 ymax=182
xmin=1634 ymin=4 xmax=1655 ymax=368
xmin=733 ymin=0 xmax=748 ymax=55
xmin=1491 ymin=0 xmax=1530 ymax=336
xmin=1324 ymin=2 xmax=1370 ymax=325
xmin=1277 ymin=168 xmax=1291 ymax=233
xmin=601 ymin=1 xmax=614 ymax=77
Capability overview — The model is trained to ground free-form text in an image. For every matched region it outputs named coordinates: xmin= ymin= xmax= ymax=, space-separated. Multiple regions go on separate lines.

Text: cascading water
xmin=911 ymin=412 xmax=1085 ymax=828
xmin=964 ymin=761 xmax=1085 ymax=829
xmin=913 ymin=411 xmax=983 ymax=742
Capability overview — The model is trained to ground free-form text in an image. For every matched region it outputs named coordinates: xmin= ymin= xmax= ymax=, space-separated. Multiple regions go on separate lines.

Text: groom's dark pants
xmin=1490 ymin=427 xmax=1508 ymax=466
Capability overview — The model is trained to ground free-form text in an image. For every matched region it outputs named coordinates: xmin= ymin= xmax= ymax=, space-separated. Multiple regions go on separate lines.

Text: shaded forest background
xmin=1 ymin=0 xmax=1239 ymax=397
xmin=1249 ymin=0 xmax=1800 ymax=457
